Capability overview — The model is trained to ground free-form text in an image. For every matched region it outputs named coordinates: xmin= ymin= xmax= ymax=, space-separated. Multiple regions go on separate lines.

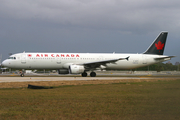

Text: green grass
xmin=0 ymin=80 xmax=180 ymax=120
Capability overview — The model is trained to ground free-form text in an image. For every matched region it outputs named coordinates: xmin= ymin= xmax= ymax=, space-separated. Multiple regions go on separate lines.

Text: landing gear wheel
xmin=81 ymin=72 xmax=87 ymax=77
xmin=90 ymin=72 xmax=96 ymax=77
xmin=20 ymin=73 xmax=24 ymax=77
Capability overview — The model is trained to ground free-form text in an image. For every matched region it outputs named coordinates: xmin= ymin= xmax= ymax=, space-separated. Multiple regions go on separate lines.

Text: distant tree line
xmin=134 ymin=62 xmax=180 ymax=72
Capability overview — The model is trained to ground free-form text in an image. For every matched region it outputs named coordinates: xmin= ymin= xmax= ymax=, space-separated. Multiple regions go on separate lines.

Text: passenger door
xmin=21 ymin=54 xmax=26 ymax=64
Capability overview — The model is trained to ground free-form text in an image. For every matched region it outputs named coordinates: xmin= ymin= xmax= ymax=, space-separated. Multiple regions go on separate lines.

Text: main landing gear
xmin=81 ymin=72 xmax=96 ymax=77
xmin=81 ymin=72 xmax=87 ymax=77
xmin=90 ymin=72 xmax=96 ymax=77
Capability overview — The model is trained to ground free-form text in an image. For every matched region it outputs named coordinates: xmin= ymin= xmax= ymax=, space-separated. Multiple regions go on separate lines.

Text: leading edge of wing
xmin=81 ymin=56 xmax=130 ymax=67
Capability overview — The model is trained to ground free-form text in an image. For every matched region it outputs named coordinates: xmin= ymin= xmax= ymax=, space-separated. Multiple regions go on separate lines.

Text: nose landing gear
xmin=20 ymin=70 xmax=25 ymax=77
xmin=20 ymin=73 xmax=24 ymax=77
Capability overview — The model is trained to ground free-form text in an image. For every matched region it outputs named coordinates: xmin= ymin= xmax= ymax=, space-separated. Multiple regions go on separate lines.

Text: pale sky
xmin=0 ymin=0 xmax=180 ymax=64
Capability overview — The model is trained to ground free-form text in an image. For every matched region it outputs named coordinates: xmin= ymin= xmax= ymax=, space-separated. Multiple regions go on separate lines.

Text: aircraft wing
xmin=81 ymin=56 xmax=130 ymax=69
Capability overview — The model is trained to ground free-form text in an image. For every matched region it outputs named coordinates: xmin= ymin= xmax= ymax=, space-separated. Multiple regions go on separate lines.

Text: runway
xmin=0 ymin=77 xmax=148 ymax=83
xmin=0 ymin=76 xmax=180 ymax=83
xmin=1 ymin=71 xmax=180 ymax=83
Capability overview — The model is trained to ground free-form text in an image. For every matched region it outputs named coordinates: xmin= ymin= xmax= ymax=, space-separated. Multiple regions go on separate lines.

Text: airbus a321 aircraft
xmin=1 ymin=32 xmax=175 ymax=77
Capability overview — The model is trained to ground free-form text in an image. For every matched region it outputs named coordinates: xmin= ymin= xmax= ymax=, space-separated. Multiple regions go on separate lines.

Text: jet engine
xmin=58 ymin=69 xmax=69 ymax=74
xmin=69 ymin=65 xmax=85 ymax=74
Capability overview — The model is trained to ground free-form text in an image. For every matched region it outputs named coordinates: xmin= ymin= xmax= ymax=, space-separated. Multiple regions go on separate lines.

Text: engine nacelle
xmin=69 ymin=65 xmax=85 ymax=74
xmin=58 ymin=69 xmax=69 ymax=74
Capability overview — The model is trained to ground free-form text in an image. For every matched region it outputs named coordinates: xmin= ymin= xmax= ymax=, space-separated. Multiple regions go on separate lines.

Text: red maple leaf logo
xmin=155 ymin=41 xmax=164 ymax=50
xmin=27 ymin=54 xmax=32 ymax=57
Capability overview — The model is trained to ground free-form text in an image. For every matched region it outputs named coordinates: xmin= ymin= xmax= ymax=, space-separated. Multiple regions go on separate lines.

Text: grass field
xmin=0 ymin=79 xmax=180 ymax=120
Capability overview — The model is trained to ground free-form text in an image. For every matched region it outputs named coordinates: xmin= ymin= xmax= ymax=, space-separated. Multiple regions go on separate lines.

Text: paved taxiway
xmin=0 ymin=76 xmax=180 ymax=83
xmin=0 ymin=77 xmax=147 ymax=83
xmin=1 ymin=71 xmax=180 ymax=83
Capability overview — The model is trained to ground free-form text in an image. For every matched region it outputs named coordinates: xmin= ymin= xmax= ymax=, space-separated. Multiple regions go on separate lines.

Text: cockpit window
xmin=8 ymin=57 xmax=16 ymax=60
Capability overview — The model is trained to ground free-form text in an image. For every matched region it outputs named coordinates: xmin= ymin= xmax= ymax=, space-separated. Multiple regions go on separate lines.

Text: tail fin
xmin=143 ymin=32 xmax=168 ymax=55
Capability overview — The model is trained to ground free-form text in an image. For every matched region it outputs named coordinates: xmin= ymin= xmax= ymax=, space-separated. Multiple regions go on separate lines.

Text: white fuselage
xmin=2 ymin=52 xmax=169 ymax=70
xmin=1 ymin=32 xmax=174 ymax=77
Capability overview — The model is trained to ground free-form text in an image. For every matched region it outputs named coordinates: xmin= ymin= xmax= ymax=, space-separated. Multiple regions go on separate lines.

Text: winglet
xmin=126 ymin=56 xmax=130 ymax=61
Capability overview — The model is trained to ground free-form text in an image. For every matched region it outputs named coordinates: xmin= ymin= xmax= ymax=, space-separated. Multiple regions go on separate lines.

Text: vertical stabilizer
xmin=143 ymin=32 xmax=168 ymax=55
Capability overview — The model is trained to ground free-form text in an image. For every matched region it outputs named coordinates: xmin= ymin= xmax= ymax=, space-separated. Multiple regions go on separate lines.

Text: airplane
xmin=1 ymin=32 xmax=175 ymax=77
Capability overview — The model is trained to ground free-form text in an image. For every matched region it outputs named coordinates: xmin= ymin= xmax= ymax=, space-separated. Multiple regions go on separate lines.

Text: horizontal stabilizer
xmin=154 ymin=56 xmax=176 ymax=61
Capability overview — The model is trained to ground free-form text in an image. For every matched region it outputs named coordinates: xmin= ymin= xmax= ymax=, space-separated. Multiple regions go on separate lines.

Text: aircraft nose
xmin=2 ymin=60 xmax=8 ymax=67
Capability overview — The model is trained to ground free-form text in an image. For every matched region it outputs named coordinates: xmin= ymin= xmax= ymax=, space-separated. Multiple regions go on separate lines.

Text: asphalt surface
xmin=0 ymin=76 xmax=155 ymax=83
xmin=0 ymin=71 xmax=180 ymax=83
xmin=0 ymin=75 xmax=180 ymax=83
